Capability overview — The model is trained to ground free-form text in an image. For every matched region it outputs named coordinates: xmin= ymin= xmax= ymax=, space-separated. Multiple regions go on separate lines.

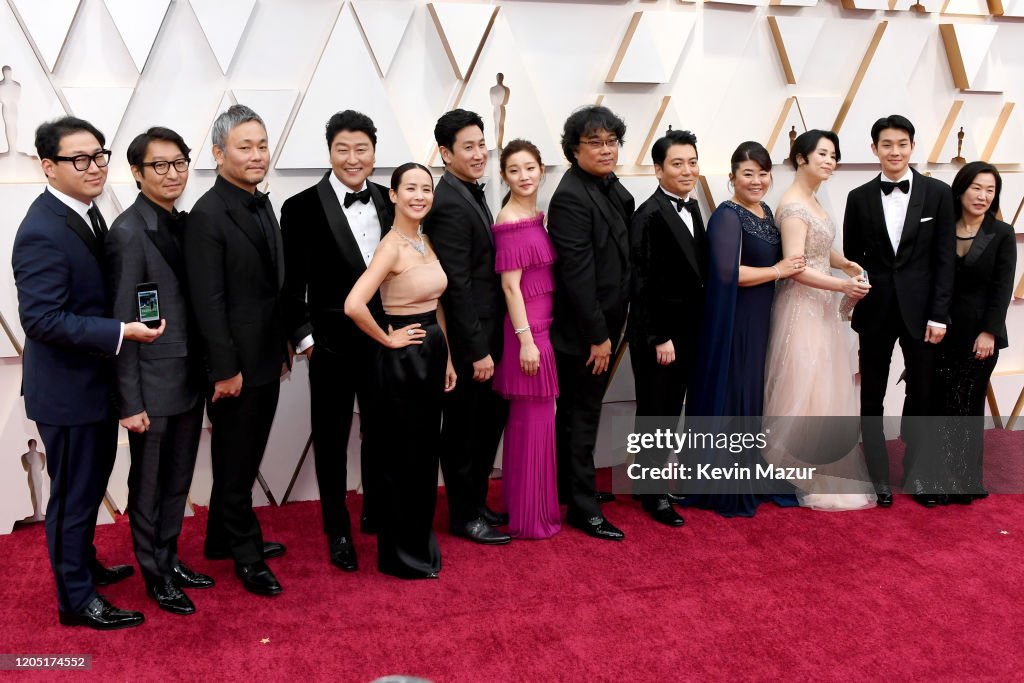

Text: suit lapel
xmin=65 ymin=211 xmax=104 ymax=262
xmin=441 ymin=172 xmax=493 ymax=245
xmin=654 ymin=190 xmax=701 ymax=280
xmin=895 ymin=169 xmax=925 ymax=265
xmin=368 ymin=182 xmax=391 ymax=233
xmin=964 ymin=213 xmax=995 ymax=268
xmin=135 ymin=197 xmax=186 ymax=283
xmin=316 ymin=172 xmax=369 ymax=276
xmin=582 ymin=173 xmax=628 ymax=260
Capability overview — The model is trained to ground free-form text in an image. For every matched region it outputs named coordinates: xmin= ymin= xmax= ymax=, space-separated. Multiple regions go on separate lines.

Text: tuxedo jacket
xmin=628 ymin=188 xmax=707 ymax=349
xmin=843 ymin=168 xmax=956 ymax=338
xmin=13 ymin=189 xmax=121 ymax=425
xmin=184 ymin=175 xmax=287 ymax=387
xmin=105 ymin=194 xmax=199 ymax=418
xmin=424 ymin=171 xmax=505 ymax=365
xmin=946 ymin=214 xmax=1016 ymax=350
xmin=548 ymin=165 xmax=635 ymax=356
xmin=280 ymin=173 xmax=393 ymax=353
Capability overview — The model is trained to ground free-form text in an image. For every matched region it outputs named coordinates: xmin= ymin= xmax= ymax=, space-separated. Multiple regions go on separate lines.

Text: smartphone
xmin=136 ymin=282 xmax=161 ymax=328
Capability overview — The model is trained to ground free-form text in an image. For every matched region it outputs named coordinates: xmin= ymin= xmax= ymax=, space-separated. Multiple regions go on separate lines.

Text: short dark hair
xmin=390 ymin=162 xmax=434 ymax=191
xmin=651 ymin=129 xmax=698 ymax=167
xmin=325 ymin=110 xmax=377 ymax=149
xmin=730 ymin=141 xmax=772 ymax=175
xmin=870 ymin=114 xmax=915 ymax=144
xmin=789 ymin=129 xmax=841 ymax=170
xmin=560 ymin=105 xmax=626 ymax=165
xmin=34 ymin=116 xmax=105 ymax=161
xmin=433 ymin=109 xmax=484 ymax=153
xmin=126 ymin=127 xmax=191 ymax=189
xmin=951 ymin=161 xmax=1001 ymax=221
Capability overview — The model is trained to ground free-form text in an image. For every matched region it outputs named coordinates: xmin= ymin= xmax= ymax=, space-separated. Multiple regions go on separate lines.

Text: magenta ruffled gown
xmin=492 ymin=213 xmax=561 ymax=539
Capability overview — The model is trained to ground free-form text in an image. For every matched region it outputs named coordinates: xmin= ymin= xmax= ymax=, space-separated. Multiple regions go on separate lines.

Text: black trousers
xmin=127 ymin=400 xmax=204 ymax=585
xmin=555 ymin=348 xmax=616 ymax=522
xmin=38 ymin=418 xmax=118 ymax=613
xmin=439 ymin=361 xmax=508 ymax=526
xmin=308 ymin=342 xmax=377 ymax=538
xmin=857 ymin=304 xmax=937 ymax=488
xmin=204 ymin=381 xmax=280 ymax=564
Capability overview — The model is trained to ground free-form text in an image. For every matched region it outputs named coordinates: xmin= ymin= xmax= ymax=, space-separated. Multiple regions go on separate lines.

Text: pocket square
xmin=920 ymin=217 xmax=934 ymax=223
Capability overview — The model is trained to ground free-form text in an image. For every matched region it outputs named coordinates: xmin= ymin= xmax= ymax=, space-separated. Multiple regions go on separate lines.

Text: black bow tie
xmin=880 ymin=179 xmax=910 ymax=196
xmin=249 ymin=189 xmax=270 ymax=210
xmin=344 ymin=188 xmax=372 ymax=208
xmin=467 ymin=182 xmax=486 ymax=203
xmin=670 ymin=196 xmax=698 ymax=214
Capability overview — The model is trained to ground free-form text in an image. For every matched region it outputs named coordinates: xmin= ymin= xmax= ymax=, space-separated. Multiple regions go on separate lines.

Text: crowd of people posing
xmin=12 ymin=104 xmax=1014 ymax=631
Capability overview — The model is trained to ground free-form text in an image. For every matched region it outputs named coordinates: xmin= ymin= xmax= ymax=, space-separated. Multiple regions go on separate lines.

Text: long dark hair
xmin=390 ymin=162 xmax=433 ymax=191
xmin=950 ymin=161 xmax=1001 ymax=221
xmin=499 ymin=139 xmax=543 ymax=206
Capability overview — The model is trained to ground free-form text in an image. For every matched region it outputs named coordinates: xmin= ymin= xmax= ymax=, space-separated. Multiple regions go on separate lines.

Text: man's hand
xmin=472 ymin=354 xmax=495 ymax=382
xmin=587 ymin=339 xmax=612 ymax=375
xmin=124 ymin=320 xmax=165 ymax=343
xmin=120 ymin=411 xmax=150 ymax=433
xmin=212 ymin=372 xmax=243 ymax=402
xmin=925 ymin=325 xmax=946 ymax=344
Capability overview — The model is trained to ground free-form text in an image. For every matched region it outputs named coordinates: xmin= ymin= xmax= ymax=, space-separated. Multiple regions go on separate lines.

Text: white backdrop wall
xmin=2 ymin=0 xmax=1022 ymax=533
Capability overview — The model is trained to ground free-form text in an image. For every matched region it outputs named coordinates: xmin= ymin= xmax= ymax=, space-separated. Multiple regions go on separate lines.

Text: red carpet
xmin=4 ymin=430 xmax=1024 ymax=682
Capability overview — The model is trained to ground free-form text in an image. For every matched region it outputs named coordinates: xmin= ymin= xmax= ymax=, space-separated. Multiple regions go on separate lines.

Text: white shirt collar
xmin=329 ymin=172 xmax=367 ymax=198
xmin=881 ymin=168 xmax=913 ymax=187
xmin=46 ymin=185 xmax=93 ymax=224
xmin=659 ymin=186 xmax=691 ymax=203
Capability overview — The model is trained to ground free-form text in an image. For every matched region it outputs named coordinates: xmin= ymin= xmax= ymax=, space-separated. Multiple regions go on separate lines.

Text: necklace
xmin=956 ymin=220 xmax=980 ymax=239
xmin=392 ymin=225 xmax=426 ymax=256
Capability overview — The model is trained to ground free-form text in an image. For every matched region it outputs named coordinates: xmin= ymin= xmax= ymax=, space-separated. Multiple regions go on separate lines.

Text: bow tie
xmin=249 ymin=189 xmax=270 ymax=210
xmin=467 ymin=182 xmax=486 ymax=202
xmin=344 ymin=188 xmax=372 ymax=208
xmin=670 ymin=196 xmax=698 ymax=214
xmin=880 ymin=179 xmax=910 ymax=196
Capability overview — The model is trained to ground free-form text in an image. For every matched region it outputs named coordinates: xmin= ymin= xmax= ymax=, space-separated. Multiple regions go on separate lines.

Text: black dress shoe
xmin=205 ymin=541 xmax=287 ymax=561
xmin=91 ymin=563 xmax=134 ymax=586
xmin=148 ymin=578 xmax=195 ymax=615
xmin=595 ymin=491 xmax=616 ymax=504
xmin=875 ymin=485 xmax=893 ymax=508
xmin=666 ymin=493 xmax=688 ymax=506
xmin=643 ymin=498 xmax=685 ymax=527
xmin=234 ymin=561 xmax=282 ymax=596
xmin=569 ymin=515 xmax=625 ymax=541
xmin=329 ymin=536 xmax=358 ymax=572
xmin=360 ymin=514 xmax=377 ymax=535
xmin=480 ymin=506 xmax=510 ymax=527
xmin=450 ymin=518 xmax=511 ymax=545
xmin=173 ymin=562 xmax=215 ymax=589
xmin=59 ymin=595 xmax=144 ymax=630
xmin=913 ymin=494 xmax=940 ymax=508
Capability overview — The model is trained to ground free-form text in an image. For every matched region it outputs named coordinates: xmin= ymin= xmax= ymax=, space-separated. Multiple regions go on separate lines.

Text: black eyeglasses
xmin=52 ymin=150 xmax=112 ymax=171
xmin=140 ymin=158 xmax=190 ymax=175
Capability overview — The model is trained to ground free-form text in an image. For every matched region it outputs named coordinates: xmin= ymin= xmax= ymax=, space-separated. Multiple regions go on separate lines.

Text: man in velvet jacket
xmin=280 ymin=110 xmax=393 ymax=571
xmin=628 ymin=129 xmax=706 ymax=528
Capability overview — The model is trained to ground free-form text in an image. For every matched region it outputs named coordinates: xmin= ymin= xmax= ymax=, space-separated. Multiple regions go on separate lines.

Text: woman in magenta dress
xmin=491 ymin=139 xmax=560 ymax=539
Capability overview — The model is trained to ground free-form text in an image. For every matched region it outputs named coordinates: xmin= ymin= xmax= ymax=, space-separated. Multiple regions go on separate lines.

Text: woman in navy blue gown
xmin=685 ymin=142 xmax=806 ymax=517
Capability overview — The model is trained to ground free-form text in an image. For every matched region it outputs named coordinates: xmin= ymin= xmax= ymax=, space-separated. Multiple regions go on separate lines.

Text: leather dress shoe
xmin=450 ymin=518 xmax=511 ymax=545
xmin=91 ymin=563 xmax=134 ymax=586
xmin=329 ymin=536 xmax=358 ymax=572
xmin=173 ymin=562 xmax=215 ymax=589
xmin=59 ymin=595 xmax=144 ymax=630
xmin=875 ymin=485 xmax=893 ymax=508
xmin=666 ymin=493 xmax=688 ymax=506
xmin=569 ymin=515 xmax=625 ymax=541
xmin=643 ymin=497 xmax=685 ymax=527
xmin=480 ymin=506 xmax=509 ymax=527
xmin=234 ymin=561 xmax=282 ymax=596
xmin=205 ymin=540 xmax=286 ymax=561
xmin=148 ymin=578 xmax=195 ymax=615
xmin=914 ymin=494 xmax=944 ymax=508
xmin=948 ymin=494 xmax=973 ymax=505
xmin=595 ymin=491 xmax=616 ymax=504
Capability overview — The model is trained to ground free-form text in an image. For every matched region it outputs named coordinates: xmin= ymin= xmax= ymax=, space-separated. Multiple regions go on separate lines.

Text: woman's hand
xmin=777 ymin=254 xmax=807 ymax=279
xmin=655 ymin=340 xmax=676 ymax=366
xmin=386 ymin=323 xmax=426 ymax=348
xmin=973 ymin=332 xmax=996 ymax=360
xmin=445 ymin=356 xmax=458 ymax=392
xmin=520 ymin=341 xmax=540 ymax=377
xmin=841 ymin=260 xmax=863 ymax=278
xmin=840 ymin=274 xmax=871 ymax=300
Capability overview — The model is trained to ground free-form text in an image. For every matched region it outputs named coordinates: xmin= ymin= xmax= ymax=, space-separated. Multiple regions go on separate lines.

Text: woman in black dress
xmin=933 ymin=161 xmax=1016 ymax=504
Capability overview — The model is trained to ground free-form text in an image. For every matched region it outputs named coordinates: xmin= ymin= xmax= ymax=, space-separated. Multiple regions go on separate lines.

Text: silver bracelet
xmin=771 ymin=265 xmax=782 ymax=281
xmin=514 ymin=325 xmax=531 ymax=335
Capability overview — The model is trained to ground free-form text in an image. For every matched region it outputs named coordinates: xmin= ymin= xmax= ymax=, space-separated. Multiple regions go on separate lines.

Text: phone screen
xmin=137 ymin=289 xmax=160 ymax=325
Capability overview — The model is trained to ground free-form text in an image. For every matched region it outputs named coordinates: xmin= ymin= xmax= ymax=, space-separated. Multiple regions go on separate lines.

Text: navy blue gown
xmin=685 ymin=200 xmax=797 ymax=516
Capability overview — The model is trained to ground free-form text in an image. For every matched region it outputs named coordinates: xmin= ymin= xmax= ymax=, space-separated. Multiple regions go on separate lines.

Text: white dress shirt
xmin=46 ymin=186 xmax=124 ymax=353
xmin=659 ymin=187 xmax=694 ymax=236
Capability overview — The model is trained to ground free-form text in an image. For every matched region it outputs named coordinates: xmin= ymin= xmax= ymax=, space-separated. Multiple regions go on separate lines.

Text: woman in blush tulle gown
xmin=762 ymin=130 xmax=876 ymax=511
xmin=491 ymin=139 xmax=560 ymax=539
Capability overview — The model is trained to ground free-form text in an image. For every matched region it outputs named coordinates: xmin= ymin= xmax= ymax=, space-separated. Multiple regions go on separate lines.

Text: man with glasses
xmin=13 ymin=116 xmax=164 ymax=629
xmin=548 ymin=105 xmax=633 ymax=541
xmin=105 ymin=127 xmax=214 ymax=616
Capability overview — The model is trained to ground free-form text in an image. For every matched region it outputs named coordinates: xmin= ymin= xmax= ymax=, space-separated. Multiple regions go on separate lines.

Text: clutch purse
xmin=839 ymin=270 xmax=868 ymax=322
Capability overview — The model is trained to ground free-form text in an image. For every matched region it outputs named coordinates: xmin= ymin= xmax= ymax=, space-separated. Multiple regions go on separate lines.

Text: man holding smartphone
xmin=105 ymin=127 xmax=214 ymax=616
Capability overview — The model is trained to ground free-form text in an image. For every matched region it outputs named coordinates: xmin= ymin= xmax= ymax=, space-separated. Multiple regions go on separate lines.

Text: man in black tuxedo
xmin=281 ymin=111 xmax=393 ymax=571
xmin=549 ymin=105 xmax=634 ymax=541
xmin=424 ymin=109 xmax=510 ymax=545
xmin=628 ymin=129 xmax=706 ymax=528
xmin=843 ymin=114 xmax=955 ymax=508
xmin=13 ymin=116 xmax=164 ymax=629
xmin=184 ymin=105 xmax=289 ymax=595
xmin=106 ymin=127 xmax=215 ymax=615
